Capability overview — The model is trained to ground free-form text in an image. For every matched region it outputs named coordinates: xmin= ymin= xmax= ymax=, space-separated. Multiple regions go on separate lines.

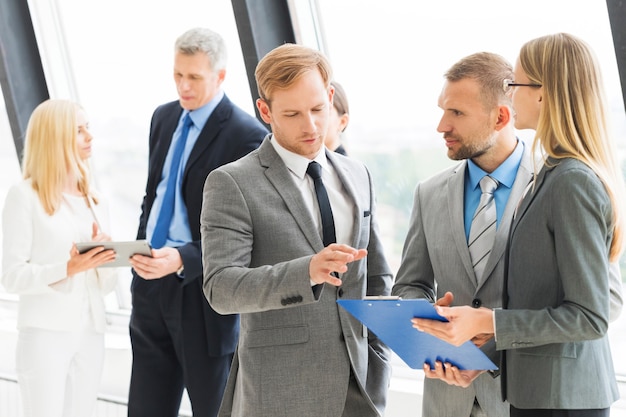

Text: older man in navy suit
xmin=128 ymin=27 xmax=267 ymax=417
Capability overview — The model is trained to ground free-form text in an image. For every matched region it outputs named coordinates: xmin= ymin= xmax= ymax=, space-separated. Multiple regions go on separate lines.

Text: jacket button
xmin=296 ymin=295 xmax=303 ymax=303
xmin=281 ymin=299 xmax=288 ymax=306
xmin=338 ymin=288 xmax=344 ymax=297
xmin=472 ymin=298 xmax=482 ymax=308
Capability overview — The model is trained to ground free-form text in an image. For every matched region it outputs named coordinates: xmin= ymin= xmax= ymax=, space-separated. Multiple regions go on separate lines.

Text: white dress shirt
xmin=270 ymin=137 xmax=355 ymax=247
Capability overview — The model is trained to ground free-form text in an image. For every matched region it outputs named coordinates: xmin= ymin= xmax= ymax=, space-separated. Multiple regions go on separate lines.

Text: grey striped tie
xmin=468 ymin=176 xmax=498 ymax=283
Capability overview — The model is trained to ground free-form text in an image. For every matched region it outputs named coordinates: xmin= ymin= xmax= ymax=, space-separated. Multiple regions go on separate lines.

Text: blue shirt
xmin=463 ymin=139 xmax=525 ymax=240
xmin=146 ymin=90 xmax=224 ymax=248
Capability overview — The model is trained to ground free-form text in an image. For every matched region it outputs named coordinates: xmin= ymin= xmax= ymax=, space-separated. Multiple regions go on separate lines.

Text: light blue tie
xmin=150 ymin=113 xmax=193 ymax=249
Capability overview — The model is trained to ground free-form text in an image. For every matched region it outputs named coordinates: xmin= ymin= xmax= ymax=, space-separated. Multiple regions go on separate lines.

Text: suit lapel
xmin=89 ymin=198 xmax=108 ymax=233
xmin=183 ymin=95 xmax=230 ymax=177
xmin=511 ymin=159 xmax=553 ymax=236
xmin=258 ymin=140 xmax=323 ymax=252
xmin=478 ymin=145 xmax=535 ymax=290
xmin=151 ymin=108 xmax=182 ymax=189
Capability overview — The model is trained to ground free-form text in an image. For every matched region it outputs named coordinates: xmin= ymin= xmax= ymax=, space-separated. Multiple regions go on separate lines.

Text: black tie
xmin=306 ymin=161 xmax=336 ymax=247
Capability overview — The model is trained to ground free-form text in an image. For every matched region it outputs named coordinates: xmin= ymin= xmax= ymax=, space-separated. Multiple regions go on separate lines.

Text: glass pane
xmin=0 ymin=93 xmax=24 ymax=301
xmin=27 ymin=0 xmax=256 ymax=311
xmin=316 ymin=0 xmax=625 ymax=270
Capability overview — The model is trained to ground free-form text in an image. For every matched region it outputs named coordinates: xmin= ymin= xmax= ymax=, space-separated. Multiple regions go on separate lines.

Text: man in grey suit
xmin=392 ymin=52 xmax=532 ymax=417
xmin=200 ymin=43 xmax=393 ymax=417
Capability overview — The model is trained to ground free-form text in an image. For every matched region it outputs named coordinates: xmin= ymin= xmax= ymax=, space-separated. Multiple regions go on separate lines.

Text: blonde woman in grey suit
xmin=413 ymin=33 xmax=626 ymax=417
xmin=1 ymin=100 xmax=118 ymax=417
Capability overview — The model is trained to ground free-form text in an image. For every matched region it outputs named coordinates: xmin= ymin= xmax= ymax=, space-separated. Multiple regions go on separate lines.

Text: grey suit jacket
xmin=201 ymin=137 xmax=393 ymax=417
xmin=392 ymin=142 xmax=534 ymax=417
xmin=495 ymin=157 xmax=619 ymax=409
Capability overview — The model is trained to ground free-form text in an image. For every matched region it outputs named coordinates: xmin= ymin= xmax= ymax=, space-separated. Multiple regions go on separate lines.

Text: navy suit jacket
xmin=132 ymin=94 xmax=267 ymax=356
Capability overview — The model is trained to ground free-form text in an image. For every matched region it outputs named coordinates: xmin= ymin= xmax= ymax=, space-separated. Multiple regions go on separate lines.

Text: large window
xmin=4 ymin=0 xmax=624 ymax=312
xmin=1 ymin=1 xmax=625 ymax=414
xmin=16 ymin=0 xmax=259 ymax=311
xmin=310 ymin=0 xmax=626 ymax=385
xmin=312 ymin=0 xmax=625 ymax=270
xmin=0 ymin=94 xmax=23 ymax=302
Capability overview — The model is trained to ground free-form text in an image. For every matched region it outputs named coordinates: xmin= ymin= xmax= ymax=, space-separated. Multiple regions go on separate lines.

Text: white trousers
xmin=16 ymin=328 xmax=105 ymax=417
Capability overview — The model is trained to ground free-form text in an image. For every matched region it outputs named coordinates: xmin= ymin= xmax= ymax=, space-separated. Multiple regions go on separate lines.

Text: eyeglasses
xmin=503 ymin=79 xmax=542 ymax=92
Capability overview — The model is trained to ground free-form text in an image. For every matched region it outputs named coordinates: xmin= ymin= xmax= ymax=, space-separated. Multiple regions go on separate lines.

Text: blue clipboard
xmin=337 ymin=298 xmax=497 ymax=370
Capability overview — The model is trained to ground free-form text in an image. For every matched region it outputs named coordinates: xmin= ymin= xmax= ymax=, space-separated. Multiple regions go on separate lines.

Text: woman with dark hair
xmin=325 ymin=80 xmax=350 ymax=155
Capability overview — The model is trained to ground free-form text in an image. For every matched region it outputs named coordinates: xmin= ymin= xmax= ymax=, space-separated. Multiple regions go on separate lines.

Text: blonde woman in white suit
xmin=1 ymin=99 xmax=118 ymax=417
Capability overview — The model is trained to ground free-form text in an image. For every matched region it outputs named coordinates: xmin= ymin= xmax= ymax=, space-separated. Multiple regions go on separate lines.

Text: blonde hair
xmin=255 ymin=43 xmax=332 ymax=105
xmin=519 ymin=33 xmax=626 ymax=260
xmin=22 ymin=99 xmax=96 ymax=215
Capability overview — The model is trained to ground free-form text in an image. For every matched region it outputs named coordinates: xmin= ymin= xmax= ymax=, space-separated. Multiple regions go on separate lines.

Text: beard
xmin=448 ymin=140 xmax=488 ymax=161
xmin=445 ymin=126 xmax=497 ymax=161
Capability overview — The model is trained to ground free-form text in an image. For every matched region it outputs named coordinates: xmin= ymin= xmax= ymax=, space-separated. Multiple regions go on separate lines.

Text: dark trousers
xmin=511 ymin=405 xmax=610 ymax=417
xmin=128 ymin=275 xmax=232 ymax=417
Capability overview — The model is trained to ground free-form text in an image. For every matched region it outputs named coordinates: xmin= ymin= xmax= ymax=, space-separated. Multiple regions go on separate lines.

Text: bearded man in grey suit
xmin=392 ymin=52 xmax=533 ymax=417
xmin=200 ymin=43 xmax=393 ymax=417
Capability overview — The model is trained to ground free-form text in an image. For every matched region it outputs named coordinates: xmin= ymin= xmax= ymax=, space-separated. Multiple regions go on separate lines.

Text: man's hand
xmin=471 ymin=333 xmax=494 ymax=348
xmin=435 ymin=291 xmax=454 ymax=307
xmin=423 ymin=361 xmax=484 ymax=388
xmin=309 ymin=244 xmax=367 ymax=286
xmin=130 ymin=247 xmax=183 ymax=280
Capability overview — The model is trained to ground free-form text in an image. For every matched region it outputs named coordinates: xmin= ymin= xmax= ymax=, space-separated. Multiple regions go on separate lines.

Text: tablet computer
xmin=76 ymin=240 xmax=152 ymax=268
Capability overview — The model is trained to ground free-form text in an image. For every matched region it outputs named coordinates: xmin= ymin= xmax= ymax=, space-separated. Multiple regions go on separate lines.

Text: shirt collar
xmin=269 ymin=136 xmax=328 ymax=179
xmin=467 ymin=139 xmax=525 ymax=190
xmin=183 ymin=89 xmax=224 ymax=130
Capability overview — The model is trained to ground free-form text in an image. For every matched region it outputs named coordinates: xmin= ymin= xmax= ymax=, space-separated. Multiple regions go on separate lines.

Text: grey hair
xmin=175 ymin=27 xmax=227 ymax=72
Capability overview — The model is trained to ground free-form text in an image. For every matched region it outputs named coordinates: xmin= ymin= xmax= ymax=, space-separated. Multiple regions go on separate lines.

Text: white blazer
xmin=1 ymin=179 xmax=117 ymax=333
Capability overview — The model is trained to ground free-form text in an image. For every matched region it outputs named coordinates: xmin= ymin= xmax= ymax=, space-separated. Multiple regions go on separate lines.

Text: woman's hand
xmin=66 ymin=222 xmax=115 ymax=276
xmin=90 ymin=221 xmax=112 ymax=242
xmin=412 ymin=306 xmax=495 ymax=347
